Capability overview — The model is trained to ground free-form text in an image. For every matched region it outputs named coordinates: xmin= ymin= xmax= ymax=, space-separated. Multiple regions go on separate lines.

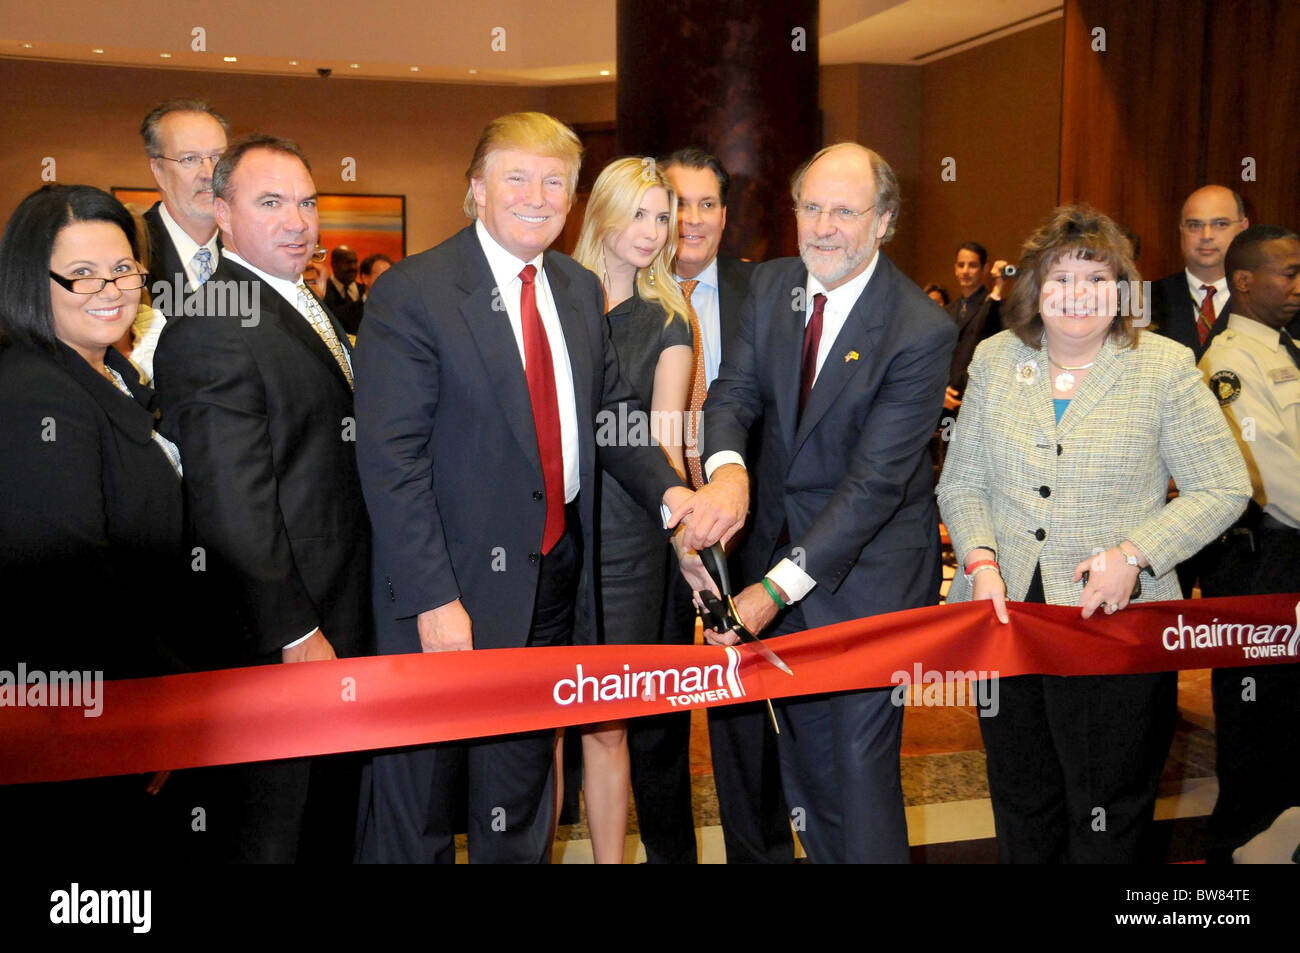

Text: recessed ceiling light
xmin=468 ymin=68 xmax=478 ymax=75
xmin=599 ymin=69 xmax=610 ymax=76
xmin=92 ymin=48 xmax=104 ymax=54
xmin=409 ymin=66 xmax=419 ymax=71
xmin=349 ymin=63 xmax=359 ymax=69
xmin=159 ymin=52 xmax=172 ymax=58
xmin=21 ymin=43 xmax=33 ymax=49
xmin=289 ymin=59 xmax=299 ymax=65
xmin=223 ymin=55 xmax=237 ymax=62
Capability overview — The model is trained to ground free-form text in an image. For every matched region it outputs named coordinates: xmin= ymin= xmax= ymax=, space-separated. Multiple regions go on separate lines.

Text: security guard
xmin=1197 ymin=224 xmax=1300 ymax=862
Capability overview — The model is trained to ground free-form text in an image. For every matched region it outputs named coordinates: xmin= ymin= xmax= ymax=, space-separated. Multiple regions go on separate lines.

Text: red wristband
xmin=965 ymin=559 xmax=998 ymax=575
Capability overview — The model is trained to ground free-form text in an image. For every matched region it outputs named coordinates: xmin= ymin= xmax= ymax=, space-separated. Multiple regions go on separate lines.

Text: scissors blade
xmin=726 ymin=596 xmax=795 ymax=676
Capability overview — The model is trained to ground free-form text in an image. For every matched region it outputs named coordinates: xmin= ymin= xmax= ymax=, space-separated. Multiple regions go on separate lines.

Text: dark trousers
xmin=979 ymin=567 xmax=1177 ymax=863
xmin=231 ymin=752 xmax=362 ymax=863
xmin=1209 ymin=523 xmax=1300 ymax=856
xmin=624 ymin=562 xmax=698 ymax=863
xmin=356 ymin=510 xmax=581 ymax=864
xmin=769 ymin=602 xmax=907 ymax=864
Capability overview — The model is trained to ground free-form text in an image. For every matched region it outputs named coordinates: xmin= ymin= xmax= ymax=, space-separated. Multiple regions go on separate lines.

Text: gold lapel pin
xmin=845 ymin=350 xmax=859 ymax=363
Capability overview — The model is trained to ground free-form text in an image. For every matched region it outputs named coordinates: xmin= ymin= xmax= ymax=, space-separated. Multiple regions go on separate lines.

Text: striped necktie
xmin=679 ymin=279 xmax=707 ymax=489
xmin=296 ymin=283 xmax=354 ymax=390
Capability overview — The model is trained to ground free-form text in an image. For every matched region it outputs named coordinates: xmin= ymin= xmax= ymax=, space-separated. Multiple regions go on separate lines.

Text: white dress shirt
xmin=675 ymin=257 xmax=723 ymax=386
xmin=157 ymin=202 xmax=219 ymax=290
xmin=474 ymin=220 xmax=580 ymax=504
xmin=1184 ymin=270 xmax=1229 ymax=322
xmin=705 ymin=252 xmax=882 ymax=605
xmin=329 ymin=275 xmax=360 ymax=302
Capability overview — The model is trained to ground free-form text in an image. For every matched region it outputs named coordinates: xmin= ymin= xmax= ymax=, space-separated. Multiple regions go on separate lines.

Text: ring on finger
xmin=1104 ymin=602 xmax=1118 ymax=614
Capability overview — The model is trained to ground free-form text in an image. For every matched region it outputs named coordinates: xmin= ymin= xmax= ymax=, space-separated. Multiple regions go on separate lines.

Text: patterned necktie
xmin=193 ymin=247 xmax=214 ymax=285
xmin=799 ymin=293 xmax=827 ymax=420
xmin=296 ymin=283 xmax=354 ymax=390
xmin=1197 ymin=284 xmax=1216 ymax=344
xmin=520 ymin=265 xmax=566 ymax=554
xmin=679 ymin=279 xmax=707 ymax=489
xmin=1281 ymin=328 xmax=1300 ymax=371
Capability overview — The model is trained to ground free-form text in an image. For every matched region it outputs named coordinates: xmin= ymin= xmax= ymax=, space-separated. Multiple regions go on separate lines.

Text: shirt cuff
xmin=767 ymin=559 xmax=815 ymax=604
xmin=282 ymin=628 xmax=318 ymax=651
xmin=704 ymin=451 xmax=745 ymax=482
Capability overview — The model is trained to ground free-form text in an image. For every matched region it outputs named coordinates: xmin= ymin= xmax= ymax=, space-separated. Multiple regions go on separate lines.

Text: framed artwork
xmin=111 ymin=188 xmax=407 ymax=262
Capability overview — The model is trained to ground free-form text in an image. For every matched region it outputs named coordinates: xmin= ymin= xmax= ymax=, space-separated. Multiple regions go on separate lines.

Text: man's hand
xmin=990 ymin=259 xmax=1011 ymax=300
xmin=417 ymin=598 xmax=474 ymax=652
xmin=282 ymin=629 xmax=337 ymax=663
xmin=670 ymin=464 xmax=748 ymax=551
xmin=671 ymin=530 xmax=720 ymax=598
xmin=702 ymin=582 xmax=780 ymax=646
xmin=943 ymin=386 xmax=962 ymax=411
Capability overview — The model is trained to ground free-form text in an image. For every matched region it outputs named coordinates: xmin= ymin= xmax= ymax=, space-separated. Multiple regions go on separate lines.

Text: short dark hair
xmin=330 ymin=246 xmax=358 ymax=267
xmin=923 ymin=283 xmax=950 ymax=305
xmin=660 ymin=147 xmax=732 ymax=207
xmin=0 ymin=185 xmax=139 ymax=353
xmin=212 ymin=135 xmax=312 ymax=202
xmin=140 ymin=98 xmax=229 ymax=156
xmin=956 ymin=242 xmax=987 ymax=267
xmin=360 ymin=253 xmax=393 ymax=277
xmin=1225 ymin=224 xmax=1299 ymax=281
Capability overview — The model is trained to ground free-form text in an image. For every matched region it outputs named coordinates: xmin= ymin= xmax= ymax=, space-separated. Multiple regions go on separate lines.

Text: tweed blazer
xmin=937 ymin=328 xmax=1250 ymax=606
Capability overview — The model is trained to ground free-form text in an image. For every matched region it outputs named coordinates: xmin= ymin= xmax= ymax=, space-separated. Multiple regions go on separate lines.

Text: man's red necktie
xmin=799 ymin=292 xmax=827 ymax=420
xmin=519 ymin=264 xmax=565 ymax=553
xmin=1197 ymin=284 xmax=1216 ymax=345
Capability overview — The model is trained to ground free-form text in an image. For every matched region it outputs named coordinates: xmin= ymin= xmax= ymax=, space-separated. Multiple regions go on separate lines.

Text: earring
xmin=648 ymin=264 xmax=656 ymax=285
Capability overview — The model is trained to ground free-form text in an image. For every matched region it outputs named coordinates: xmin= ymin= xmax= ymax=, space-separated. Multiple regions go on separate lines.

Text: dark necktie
xmin=519 ymin=265 xmax=566 ymax=554
xmin=1281 ymin=328 xmax=1300 ymax=371
xmin=1197 ymin=284 xmax=1216 ymax=344
xmin=679 ymin=279 xmax=707 ymax=489
xmin=799 ymin=293 xmax=827 ymax=420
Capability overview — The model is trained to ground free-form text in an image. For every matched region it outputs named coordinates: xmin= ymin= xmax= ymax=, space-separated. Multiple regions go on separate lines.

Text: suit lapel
xmin=716 ymin=257 xmax=746 ymax=343
xmin=1057 ymin=336 xmax=1123 ymax=438
xmin=790 ymin=259 xmax=889 ymax=457
xmin=544 ymin=251 xmax=592 ymax=427
xmin=770 ymin=265 xmax=806 ymax=452
xmin=235 ymin=260 xmax=352 ymax=393
xmin=456 ymin=231 xmax=542 ymax=470
xmin=1009 ymin=338 xmax=1058 ymax=445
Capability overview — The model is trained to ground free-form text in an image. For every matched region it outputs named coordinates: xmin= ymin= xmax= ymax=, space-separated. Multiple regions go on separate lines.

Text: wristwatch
xmin=1117 ymin=544 xmax=1139 ymax=569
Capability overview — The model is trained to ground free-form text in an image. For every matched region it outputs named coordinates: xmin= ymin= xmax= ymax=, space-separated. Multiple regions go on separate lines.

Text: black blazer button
xmin=529 ymin=552 xmax=540 ymax=565
xmin=532 ymin=490 xmax=544 ymax=501
xmin=1039 ymin=486 xmax=1051 ymax=498
xmin=1035 ymin=528 xmax=1047 ymax=541
xmin=1056 ymin=444 xmax=1063 ymax=455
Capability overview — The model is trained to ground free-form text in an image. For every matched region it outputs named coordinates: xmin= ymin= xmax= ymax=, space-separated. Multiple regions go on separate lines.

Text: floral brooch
xmin=1015 ymin=360 xmax=1039 ymax=386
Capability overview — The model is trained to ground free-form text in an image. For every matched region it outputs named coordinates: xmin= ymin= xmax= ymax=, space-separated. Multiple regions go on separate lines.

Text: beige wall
xmin=914 ymin=20 xmax=1064 ymax=296
xmin=0 ymin=58 xmax=619 ymax=256
xmin=1 ymin=28 xmax=1062 ymax=280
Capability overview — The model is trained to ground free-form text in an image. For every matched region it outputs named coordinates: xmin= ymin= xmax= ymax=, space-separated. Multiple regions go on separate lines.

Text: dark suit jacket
xmin=0 ymin=340 xmax=186 ymax=678
xmin=142 ymin=201 xmax=220 ymax=317
xmin=353 ymin=225 xmax=684 ymax=652
xmin=324 ymin=280 xmax=365 ymax=335
xmin=703 ymin=253 xmax=958 ymax=629
xmin=944 ymin=285 xmax=1001 ymax=395
xmin=1150 ymin=271 xmax=1232 ymax=362
xmin=715 ymin=255 xmax=754 ymax=348
xmin=153 ymin=257 xmax=372 ymax=665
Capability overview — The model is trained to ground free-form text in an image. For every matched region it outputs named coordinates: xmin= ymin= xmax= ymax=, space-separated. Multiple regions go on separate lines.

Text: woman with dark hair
xmin=936 ymin=205 xmax=1250 ymax=863
xmin=0 ymin=184 xmax=189 ymax=858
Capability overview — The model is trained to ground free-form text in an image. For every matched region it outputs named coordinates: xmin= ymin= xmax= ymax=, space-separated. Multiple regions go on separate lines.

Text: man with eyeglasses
xmin=132 ymin=99 xmax=229 ymax=379
xmin=1151 ymin=185 xmax=1250 ymax=361
xmin=680 ymin=143 xmax=957 ymax=862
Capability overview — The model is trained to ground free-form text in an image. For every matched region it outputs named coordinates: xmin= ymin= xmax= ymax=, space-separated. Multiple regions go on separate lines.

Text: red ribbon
xmin=2 ymin=595 xmax=1296 ymax=785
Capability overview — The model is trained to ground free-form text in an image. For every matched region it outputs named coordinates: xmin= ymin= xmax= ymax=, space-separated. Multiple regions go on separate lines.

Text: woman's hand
xmin=971 ymin=567 xmax=1009 ymax=624
xmin=1073 ymin=548 xmax=1141 ymax=619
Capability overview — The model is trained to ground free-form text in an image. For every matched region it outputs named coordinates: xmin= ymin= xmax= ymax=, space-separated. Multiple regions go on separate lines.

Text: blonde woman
xmin=566 ymin=157 xmax=695 ymax=862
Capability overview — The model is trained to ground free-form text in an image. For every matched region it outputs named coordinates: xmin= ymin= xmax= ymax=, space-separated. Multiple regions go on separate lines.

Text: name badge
xmin=1269 ymin=366 xmax=1299 ymax=384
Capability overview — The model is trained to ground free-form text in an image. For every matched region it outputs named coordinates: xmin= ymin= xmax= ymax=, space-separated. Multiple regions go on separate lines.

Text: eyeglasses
xmin=49 ymin=271 xmax=148 ymax=294
xmin=793 ymin=203 xmax=876 ymax=223
xmin=152 ymin=152 xmax=224 ymax=170
xmin=1181 ymin=218 xmax=1242 ymax=234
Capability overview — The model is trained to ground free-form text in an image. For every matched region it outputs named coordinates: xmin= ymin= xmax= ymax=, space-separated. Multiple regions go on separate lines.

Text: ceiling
xmin=2 ymin=0 xmax=1062 ymax=85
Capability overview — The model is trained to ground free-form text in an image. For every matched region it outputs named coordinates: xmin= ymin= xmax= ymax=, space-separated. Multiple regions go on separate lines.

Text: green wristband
xmin=761 ymin=578 xmax=787 ymax=609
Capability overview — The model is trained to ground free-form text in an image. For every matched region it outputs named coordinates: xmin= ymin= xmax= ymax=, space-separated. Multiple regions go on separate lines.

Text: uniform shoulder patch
xmin=1210 ymin=369 xmax=1242 ymax=404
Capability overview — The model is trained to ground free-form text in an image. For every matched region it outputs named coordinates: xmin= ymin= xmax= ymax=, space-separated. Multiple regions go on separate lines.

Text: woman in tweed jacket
xmin=937 ymin=205 xmax=1250 ymax=863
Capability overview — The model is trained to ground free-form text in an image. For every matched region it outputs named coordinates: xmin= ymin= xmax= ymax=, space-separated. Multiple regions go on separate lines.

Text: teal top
xmin=1053 ymin=398 xmax=1070 ymax=424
